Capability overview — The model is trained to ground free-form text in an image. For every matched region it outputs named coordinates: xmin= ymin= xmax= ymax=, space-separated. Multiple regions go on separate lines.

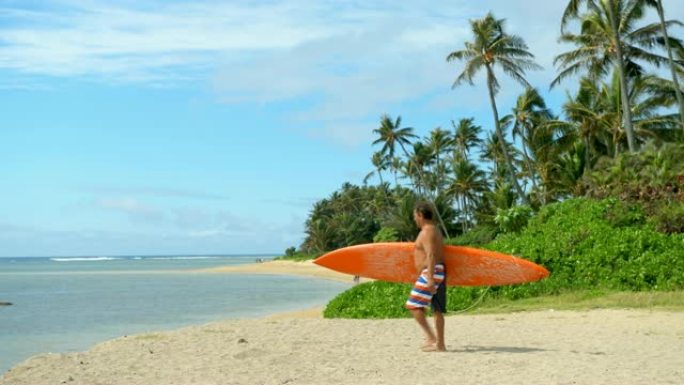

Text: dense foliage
xmin=289 ymin=3 xmax=684 ymax=256
xmin=299 ymin=184 xmax=420 ymax=253
xmin=488 ymin=198 xmax=684 ymax=293
xmin=324 ymin=198 xmax=684 ymax=318
xmin=581 ymin=142 xmax=684 ymax=233
xmin=284 ymin=2 xmax=684 ymax=318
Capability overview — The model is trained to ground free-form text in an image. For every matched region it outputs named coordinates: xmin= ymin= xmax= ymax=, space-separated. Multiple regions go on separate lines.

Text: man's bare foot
xmin=421 ymin=342 xmax=447 ymax=352
xmin=421 ymin=343 xmax=438 ymax=352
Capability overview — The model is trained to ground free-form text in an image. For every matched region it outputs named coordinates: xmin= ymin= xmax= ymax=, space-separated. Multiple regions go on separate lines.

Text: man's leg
xmin=410 ymin=308 xmax=436 ymax=346
xmin=433 ymin=311 xmax=446 ymax=351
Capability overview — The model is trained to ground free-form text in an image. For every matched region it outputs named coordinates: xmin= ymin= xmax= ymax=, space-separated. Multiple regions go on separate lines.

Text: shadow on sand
xmin=448 ymin=345 xmax=548 ymax=354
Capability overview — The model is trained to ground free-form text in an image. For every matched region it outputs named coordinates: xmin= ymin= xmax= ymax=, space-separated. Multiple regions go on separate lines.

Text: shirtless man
xmin=405 ymin=201 xmax=447 ymax=352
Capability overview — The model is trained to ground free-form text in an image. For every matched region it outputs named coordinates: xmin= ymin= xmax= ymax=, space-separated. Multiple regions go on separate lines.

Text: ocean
xmin=0 ymin=255 xmax=350 ymax=374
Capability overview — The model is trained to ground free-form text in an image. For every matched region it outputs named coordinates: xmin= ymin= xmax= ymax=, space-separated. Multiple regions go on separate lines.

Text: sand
xmin=2 ymin=261 xmax=683 ymax=385
xmin=195 ymin=259 xmax=369 ymax=284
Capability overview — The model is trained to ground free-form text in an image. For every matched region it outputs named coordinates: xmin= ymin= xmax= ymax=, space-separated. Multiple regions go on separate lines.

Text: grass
xmin=464 ymin=290 xmax=684 ymax=314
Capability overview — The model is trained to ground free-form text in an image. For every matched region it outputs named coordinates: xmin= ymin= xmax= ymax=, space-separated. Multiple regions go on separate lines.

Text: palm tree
xmin=390 ymin=156 xmax=403 ymax=187
xmin=626 ymin=74 xmax=682 ymax=143
xmin=427 ymin=127 xmax=454 ymax=195
xmin=508 ymin=88 xmax=553 ymax=195
xmin=406 ymin=141 xmax=436 ymax=195
xmin=554 ymin=0 xmax=681 ymax=151
xmin=479 ymin=122 xmax=522 ymax=185
xmin=561 ymin=78 xmax=615 ymax=164
xmin=447 ymin=12 xmax=541 ymax=204
xmin=448 ymin=156 xmax=489 ymax=232
xmin=372 ymin=114 xmax=416 ymax=160
xmin=643 ymin=0 xmax=684 ymax=132
xmin=364 ymin=151 xmax=389 ymax=185
xmin=553 ymin=141 xmax=589 ymax=197
xmin=373 ymin=115 xmax=450 ymax=236
xmin=373 ymin=114 xmax=430 ymax=193
xmin=552 ymin=72 xmax=678 ymax=191
xmin=452 ymin=118 xmax=483 ymax=159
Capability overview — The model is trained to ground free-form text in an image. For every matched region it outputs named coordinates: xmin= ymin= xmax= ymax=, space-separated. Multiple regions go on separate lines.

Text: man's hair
xmin=414 ymin=201 xmax=434 ymax=220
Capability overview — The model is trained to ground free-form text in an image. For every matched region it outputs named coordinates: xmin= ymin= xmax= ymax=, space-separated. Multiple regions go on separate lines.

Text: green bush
xmin=648 ymin=201 xmax=684 ymax=234
xmin=323 ymin=281 xmax=493 ymax=318
xmin=488 ymin=198 xmax=684 ymax=294
xmin=324 ymin=281 xmax=412 ymax=318
xmin=448 ymin=225 xmax=498 ymax=247
xmin=373 ymin=227 xmax=400 ymax=243
xmin=494 ymin=205 xmax=532 ymax=233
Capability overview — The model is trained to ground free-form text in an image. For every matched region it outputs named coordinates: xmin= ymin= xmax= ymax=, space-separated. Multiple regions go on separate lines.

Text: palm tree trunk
xmin=655 ymin=0 xmax=684 ymax=134
xmin=486 ymin=65 xmax=529 ymax=204
xmin=435 ymin=154 xmax=442 ymax=197
xmin=583 ymin=136 xmax=591 ymax=172
xmin=521 ymin=137 xmax=539 ymax=195
xmin=606 ymin=0 xmax=637 ymax=152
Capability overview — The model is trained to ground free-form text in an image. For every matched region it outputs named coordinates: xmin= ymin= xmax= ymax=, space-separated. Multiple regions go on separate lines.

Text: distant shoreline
xmin=196 ymin=259 xmax=370 ymax=285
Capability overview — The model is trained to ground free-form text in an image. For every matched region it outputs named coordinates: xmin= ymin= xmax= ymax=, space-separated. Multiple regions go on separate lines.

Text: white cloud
xmin=0 ymin=1 xmax=335 ymax=82
xmin=2 ymin=0 xmax=682 ymax=142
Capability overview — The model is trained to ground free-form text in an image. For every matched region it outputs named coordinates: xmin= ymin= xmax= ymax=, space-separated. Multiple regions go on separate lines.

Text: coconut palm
xmin=508 ymin=88 xmax=553 ymax=194
xmin=364 ymin=151 xmax=389 ymax=185
xmin=447 ymin=12 xmax=541 ymax=204
xmin=427 ymin=127 xmax=454 ymax=195
xmin=448 ymin=156 xmax=489 ymax=232
xmin=372 ymin=115 xmax=431 ymax=194
xmin=553 ymin=141 xmax=590 ymax=198
xmin=372 ymin=114 xmax=416 ymax=160
xmin=390 ymin=156 xmax=403 ymax=187
xmin=560 ymin=78 xmax=615 ymax=165
xmin=479 ymin=121 xmax=522 ymax=185
xmin=597 ymin=72 xmax=679 ymax=150
xmin=452 ymin=118 xmax=483 ymax=159
xmin=643 ymin=0 xmax=684 ymax=132
xmin=406 ymin=141 xmax=436 ymax=195
xmin=554 ymin=0 xmax=681 ymax=151
xmin=523 ymin=118 xmax=575 ymax=205
xmin=375 ymin=120 xmax=451 ymax=237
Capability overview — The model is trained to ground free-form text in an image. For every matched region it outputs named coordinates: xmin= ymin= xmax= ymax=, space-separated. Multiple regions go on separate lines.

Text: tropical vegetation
xmin=282 ymin=1 xmax=684 ymax=315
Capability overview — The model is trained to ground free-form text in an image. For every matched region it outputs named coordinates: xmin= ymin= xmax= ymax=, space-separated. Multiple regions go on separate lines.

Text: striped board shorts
xmin=405 ymin=264 xmax=446 ymax=311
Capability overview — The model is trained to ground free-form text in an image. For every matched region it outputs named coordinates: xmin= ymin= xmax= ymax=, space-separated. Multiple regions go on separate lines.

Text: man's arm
xmin=423 ymin=228 xmax=437 ymax=293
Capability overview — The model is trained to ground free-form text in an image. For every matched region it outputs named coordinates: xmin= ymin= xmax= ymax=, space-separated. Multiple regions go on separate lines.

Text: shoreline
xmin=196 ymin=259 xmax=371 ymax=285
xmin=2 ymin=309 xmax=682 ymax=384
xmin=1 ymin=260 xmax=347 ymax=377
xmin=5 ymin=261 xmax=683 ymax=384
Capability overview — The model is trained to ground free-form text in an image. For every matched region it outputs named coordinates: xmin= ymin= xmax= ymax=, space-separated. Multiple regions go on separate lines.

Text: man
xmin=405 ymin=201 xmax=447 ymax=352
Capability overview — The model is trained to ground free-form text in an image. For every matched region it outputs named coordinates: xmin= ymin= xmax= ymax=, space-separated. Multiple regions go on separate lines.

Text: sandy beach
xmin=2 ymin=309 xmax=682 ymax=385
xmin=196 ymin=259 xmax=369 ymax=284
xmin=2 ymin=261 xmax=683 ymax=385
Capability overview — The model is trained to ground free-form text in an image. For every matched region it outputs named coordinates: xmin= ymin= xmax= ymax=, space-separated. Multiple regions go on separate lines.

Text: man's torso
xmin=414 ymin=224 xmax=444 ymax=272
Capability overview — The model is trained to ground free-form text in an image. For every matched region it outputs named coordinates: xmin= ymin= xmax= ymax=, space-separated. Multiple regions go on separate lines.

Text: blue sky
xmin=2 ymin=0 xmax=683 ymax=257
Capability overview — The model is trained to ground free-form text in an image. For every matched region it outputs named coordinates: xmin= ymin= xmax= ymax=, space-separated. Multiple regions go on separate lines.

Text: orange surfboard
xmin=314 ymin=242 xmax=549 ymax=286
